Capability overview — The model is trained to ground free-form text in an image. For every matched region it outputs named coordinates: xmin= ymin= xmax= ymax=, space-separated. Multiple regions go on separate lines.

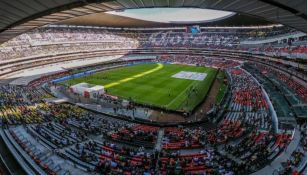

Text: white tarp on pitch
xmin=172 ymin=71 xmax=207 ymax=81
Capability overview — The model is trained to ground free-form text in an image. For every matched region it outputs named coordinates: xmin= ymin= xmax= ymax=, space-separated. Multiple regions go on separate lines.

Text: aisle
xmin=154 ymin=128 xmax=165 ymax=151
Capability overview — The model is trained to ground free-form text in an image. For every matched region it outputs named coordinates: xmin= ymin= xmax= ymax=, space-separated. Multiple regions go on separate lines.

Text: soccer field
xmin=64 ymin=63 xmax=217 ymax=112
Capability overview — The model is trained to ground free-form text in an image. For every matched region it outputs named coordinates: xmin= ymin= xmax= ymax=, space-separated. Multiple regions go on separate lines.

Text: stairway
xmin=154 ymin=128 xmax=165 ymax=151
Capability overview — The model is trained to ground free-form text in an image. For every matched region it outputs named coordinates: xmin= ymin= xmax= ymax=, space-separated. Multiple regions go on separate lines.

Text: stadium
xmin=0 ymin=0 xmax=306 ymax=175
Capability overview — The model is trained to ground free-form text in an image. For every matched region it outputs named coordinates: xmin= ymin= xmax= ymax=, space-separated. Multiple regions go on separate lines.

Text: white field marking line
xmin=166 ymin=80 xmax=198 ymax=108
xmin=104 ymin=63 xmax=164 ymax=88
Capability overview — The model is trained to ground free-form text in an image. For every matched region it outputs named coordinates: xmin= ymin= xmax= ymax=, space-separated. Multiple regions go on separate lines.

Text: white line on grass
xmin=104 ymin=63 xmax=164 ymax=88
xmin=166 ymin=80 xmax=198 ymax=109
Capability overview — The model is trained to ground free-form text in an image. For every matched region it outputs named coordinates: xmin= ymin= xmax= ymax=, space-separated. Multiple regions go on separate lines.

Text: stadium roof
xmin=58 ymin=9 xmax=272 ymax=28
xmin=105 ymin=8 xmax=236 ymax=24
xmin=0 ymin=0 xmax=306 ymax=43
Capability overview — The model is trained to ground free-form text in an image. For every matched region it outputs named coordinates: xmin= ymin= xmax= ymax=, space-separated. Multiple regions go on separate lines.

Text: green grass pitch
xmin=64 ymin=63 xmax=217 ymax=112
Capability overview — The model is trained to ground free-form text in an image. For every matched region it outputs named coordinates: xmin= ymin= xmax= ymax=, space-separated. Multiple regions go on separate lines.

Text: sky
xmin=106 ymin=8 xmax=235 ymax=24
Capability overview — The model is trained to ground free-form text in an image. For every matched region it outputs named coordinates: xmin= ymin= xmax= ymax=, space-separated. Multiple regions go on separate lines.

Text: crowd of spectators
xmin=74 ymin=140 xmax=157 ymax=174
xmin=32 ymin=121 xmax=87 ymax=148
xmin=229 ymin=68 xmax=268 ymax=111
xmin=158 ymin=149 xmax=237 ymax=174
xmin=0 ymin=43 xmax=135 ymax=62
xmin=0 ymin=81 xmax=291 ymax=175
xmin=301 ymin=124 xmax=307 ymax=151
xmin=252 ymin=63 xmax=307 ymax=103
xmin=224 ymin=68 xmax=271 ymax=131
xmin=28 ymin=71 xmax=70 ymax=87
xmin=226 ymin=131 xmax=290 ymax=172
xmin=0 ymin=26 xmax=306 ymax=79
xmin=108 ymin=124 xmax=159 ymax=148
xmin=277 ymin=123 xmax=307 ymax=175
xmin=157 ymin=55 xmax=240 ymax=68
xmin=249 ymin=45 xmax=307 ymax=58
xmin=0 ymin=85 xmax=47 ymax=124
xmin=1 ymin=26 xmax=305 ymax=63
xmin=243 ymin=26 xmax=297 ymax=41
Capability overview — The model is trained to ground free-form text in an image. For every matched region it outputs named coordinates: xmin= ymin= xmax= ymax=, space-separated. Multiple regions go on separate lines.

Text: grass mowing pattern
xmin=64 ymin=63 xmax=217 ymax=112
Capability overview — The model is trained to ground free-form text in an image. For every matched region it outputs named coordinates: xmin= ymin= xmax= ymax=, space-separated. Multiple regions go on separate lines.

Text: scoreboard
xmin=186 ymin=25 xmax=201 ymax=34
